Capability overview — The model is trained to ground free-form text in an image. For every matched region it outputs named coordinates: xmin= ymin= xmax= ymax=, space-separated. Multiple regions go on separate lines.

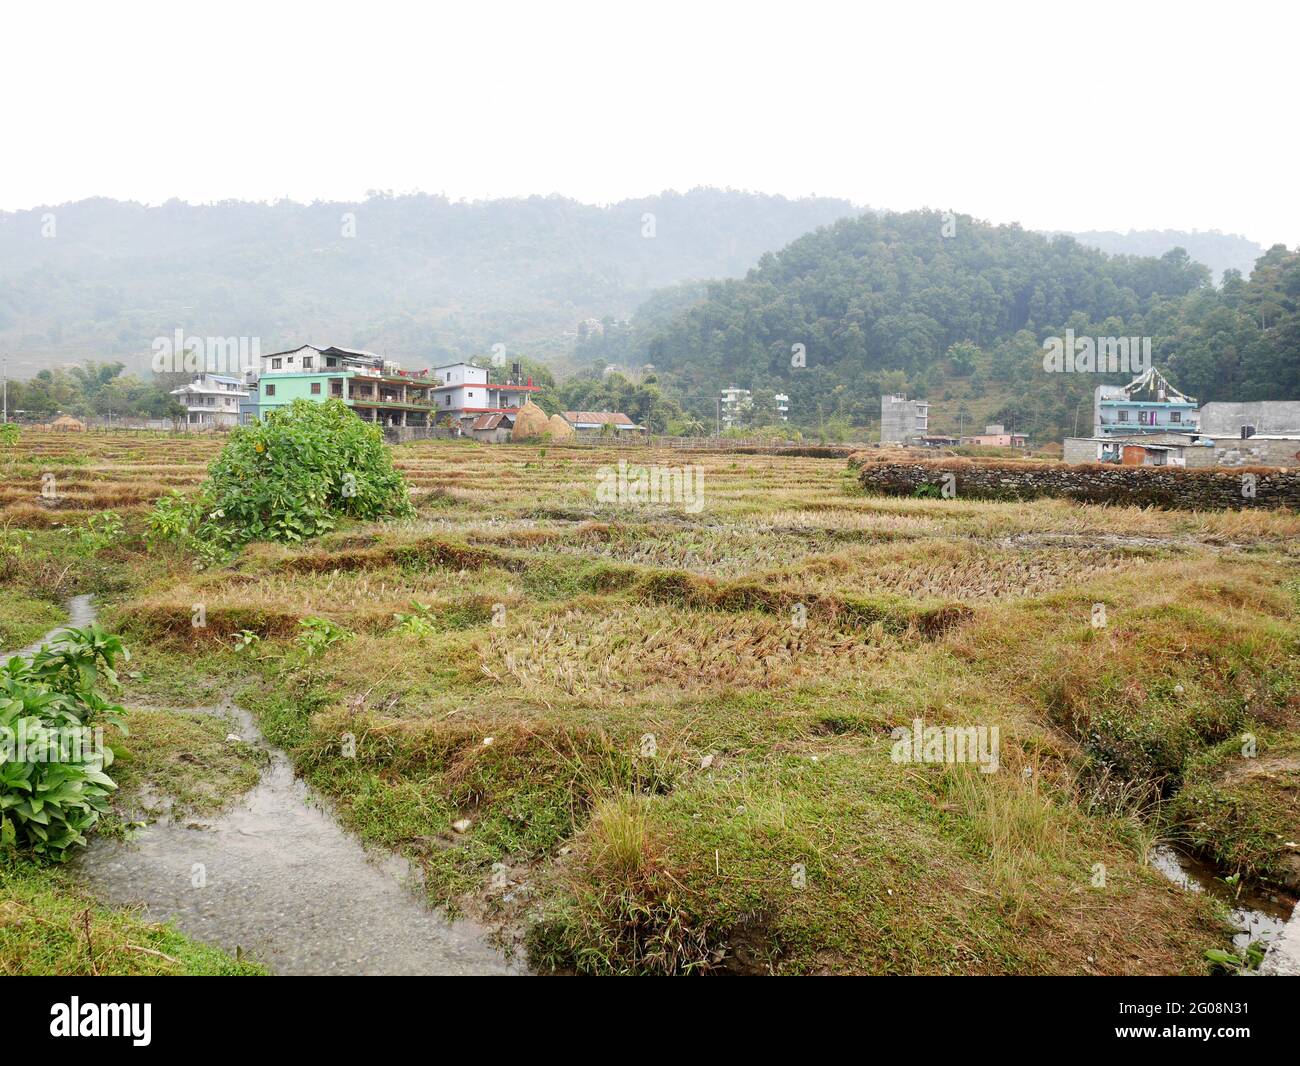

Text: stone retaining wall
xmin=856 ymin=459 xmax=1300 ymax=510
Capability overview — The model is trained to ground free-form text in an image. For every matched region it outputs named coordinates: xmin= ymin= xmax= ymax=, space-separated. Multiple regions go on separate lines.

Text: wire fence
xmin=11 ymin=420 xmax=861 ymax=455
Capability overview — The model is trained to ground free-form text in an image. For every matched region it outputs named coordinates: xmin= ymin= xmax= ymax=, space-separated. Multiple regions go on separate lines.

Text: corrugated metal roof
xmin=562 ymin=411 xmax=636 ymax=426
xmin=470 ymin=413 xmax=511 ymax=431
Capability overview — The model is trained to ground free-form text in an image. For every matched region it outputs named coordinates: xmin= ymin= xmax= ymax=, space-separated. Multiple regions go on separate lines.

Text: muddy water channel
xmin=1150 ymin=845 xmax=1296 ymax=953
xmin=78 ymin=700 xmax=523 ymax=975
xmin=24 ymin=598 xmax=523 ymax=975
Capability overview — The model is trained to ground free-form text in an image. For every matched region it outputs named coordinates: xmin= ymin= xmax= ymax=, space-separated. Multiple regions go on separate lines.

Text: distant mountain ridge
xmin=619 ymin=210 xmax=1211 ymax=430
xmin=0 ymin=189 xmax=858 ymax=375
xmin=1060 ymin=229 xmax=1266 ymax=283
xmin=0 ymin=191 xmax=1280 ymax=410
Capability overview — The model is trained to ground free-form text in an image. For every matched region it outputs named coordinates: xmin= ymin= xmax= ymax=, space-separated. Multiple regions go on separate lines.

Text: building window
xmin=1170 ymin=411 xmax=1180 ymax=423
xmin=304 ymin=357 xmax=314 ymax=369
xmin=265 ymin=384 xmax=276 ymax=397
xmin=1117 ymin=410 xmax=1129 ymax=422
xmin=271 ymin=358 xmax=282 ymax=369
xmin=310 ymin=382 xmax=321 ymax=395
xmin=1138 ymin=410 xmax=1150 ymax=425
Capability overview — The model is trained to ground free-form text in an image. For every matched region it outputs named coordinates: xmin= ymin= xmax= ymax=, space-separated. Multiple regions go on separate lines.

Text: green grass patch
xmin=108 ymin=707 xmax=267 ymax=820
xmin=0 ymin=589 xmax=64 ymax=652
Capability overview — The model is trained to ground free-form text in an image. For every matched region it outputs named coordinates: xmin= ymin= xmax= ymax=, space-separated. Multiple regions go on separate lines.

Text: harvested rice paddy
xmin=2 ymin=431 xmax=1298 ymax=974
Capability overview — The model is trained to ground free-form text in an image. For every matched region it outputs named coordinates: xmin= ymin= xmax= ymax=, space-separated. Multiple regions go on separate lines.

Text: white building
xmin=773 ymin=393 xmax=790 ymax=422
xmin=260 ymin=344 xmax=385 ymax=376
xmin=170 ymin=374 xmax=251 ymax=428
xmin=720 ymin=386 xmax=752 ymax=429
xmin=429 ymin=362 xmax=542 ymax=427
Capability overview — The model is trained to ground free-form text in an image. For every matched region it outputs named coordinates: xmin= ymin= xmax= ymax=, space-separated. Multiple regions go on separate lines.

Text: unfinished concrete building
xmin=880 ymin=394 xmax=929 ymax=445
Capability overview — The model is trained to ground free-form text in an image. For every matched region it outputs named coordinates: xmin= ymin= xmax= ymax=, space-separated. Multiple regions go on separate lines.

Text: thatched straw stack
xmin=49 ymin=414 xmax=86 ymax=432
xmin=547 ymin=413 xmax=576 ymax=440
xmin=511 ymin=400 xmax=551 ymax=441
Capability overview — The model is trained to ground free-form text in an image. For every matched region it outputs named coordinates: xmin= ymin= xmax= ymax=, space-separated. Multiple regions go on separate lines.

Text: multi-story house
xmin=880 ymin=394 xmax=929 ymax=445
xmin=259 ymin=344 xmax=386 ymax=376
xmin=428 ymin=362 xmax=542 ymax=429
xmin=254 ymin=367 xmax=440 ymax=426
xmin=249 ymin=344 xmax=439 ymax=426
xmin=244 ymin=349 xmax=541 ymax=430
xmin=1093 ymin=367 xmax=1199 ymax=437
xmin=169 ymin=374 xmax=250 ymax=428
xmin=719 ymin=386 xmax=752 ymax=430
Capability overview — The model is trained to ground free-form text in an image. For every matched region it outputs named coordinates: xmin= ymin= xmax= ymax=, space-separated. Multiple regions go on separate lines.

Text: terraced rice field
xmin=2 ymin=430 xmax=1299 ymax=974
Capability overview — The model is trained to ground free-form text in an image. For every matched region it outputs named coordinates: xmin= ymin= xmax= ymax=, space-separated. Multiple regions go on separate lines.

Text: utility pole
xmin=2 ymin=352 xmax=7 ymax=424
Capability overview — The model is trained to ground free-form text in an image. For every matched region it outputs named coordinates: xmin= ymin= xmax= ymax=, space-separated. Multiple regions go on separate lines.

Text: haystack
xmin=49 ymin=414 xmax=86 ymax=432
xmin=547 ymin=413 xmax=576 ymax=440
xmin=511 ymin=401 xmax=550 ymax=441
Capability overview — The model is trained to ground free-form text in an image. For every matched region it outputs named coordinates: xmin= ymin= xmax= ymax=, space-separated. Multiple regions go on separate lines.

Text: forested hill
xmin=610 ymin=210 xmax=1298 ymax=442
xmin=1063 ymin=229 xmax=1265 ymax=283
xmin=0 ymin=189 xmax=856 ymax=375
xmin=630 ymin=211 xmax=1206 ymax=425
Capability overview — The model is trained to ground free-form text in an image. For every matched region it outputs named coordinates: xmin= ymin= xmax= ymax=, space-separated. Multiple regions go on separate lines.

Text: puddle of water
xmin=77 ymin=700 xmax=525 ymax=975
xmin=1150 ymin=844 xmax=1295 ymax=951
xmin=18 ymin=597 xmax=523 ymax=975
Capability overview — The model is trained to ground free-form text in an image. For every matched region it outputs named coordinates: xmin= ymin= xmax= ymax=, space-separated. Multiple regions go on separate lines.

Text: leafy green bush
xmin=391 ymin=602 xmax=438 ymax=638
xmin=149 ymin=399 xmax=414 ymax=552
xmin=0 ymin=626 xmax=128 ymax=861
xmin=73 ymin=511 xmax=125 ymax=554
xmin=295 ymin=617 xmax=351 ymax=658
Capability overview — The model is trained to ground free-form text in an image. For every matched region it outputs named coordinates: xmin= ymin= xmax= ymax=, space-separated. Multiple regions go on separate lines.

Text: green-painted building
xmin=246 ymin=370 xmax=439 ymax=427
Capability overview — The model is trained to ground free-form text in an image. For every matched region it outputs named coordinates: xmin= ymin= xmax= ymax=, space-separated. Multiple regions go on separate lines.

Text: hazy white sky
xmin=3 ymin=0 xmax=1296 ymax=245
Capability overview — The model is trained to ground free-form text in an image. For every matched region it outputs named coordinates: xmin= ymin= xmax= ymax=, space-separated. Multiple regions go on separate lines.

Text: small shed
xmin=469 ymin=412 xmax=514 ymax=444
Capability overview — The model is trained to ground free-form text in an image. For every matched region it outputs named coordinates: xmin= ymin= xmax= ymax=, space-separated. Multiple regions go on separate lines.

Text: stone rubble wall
xmin=855 ymin=458 xmax=1300 ymax=510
